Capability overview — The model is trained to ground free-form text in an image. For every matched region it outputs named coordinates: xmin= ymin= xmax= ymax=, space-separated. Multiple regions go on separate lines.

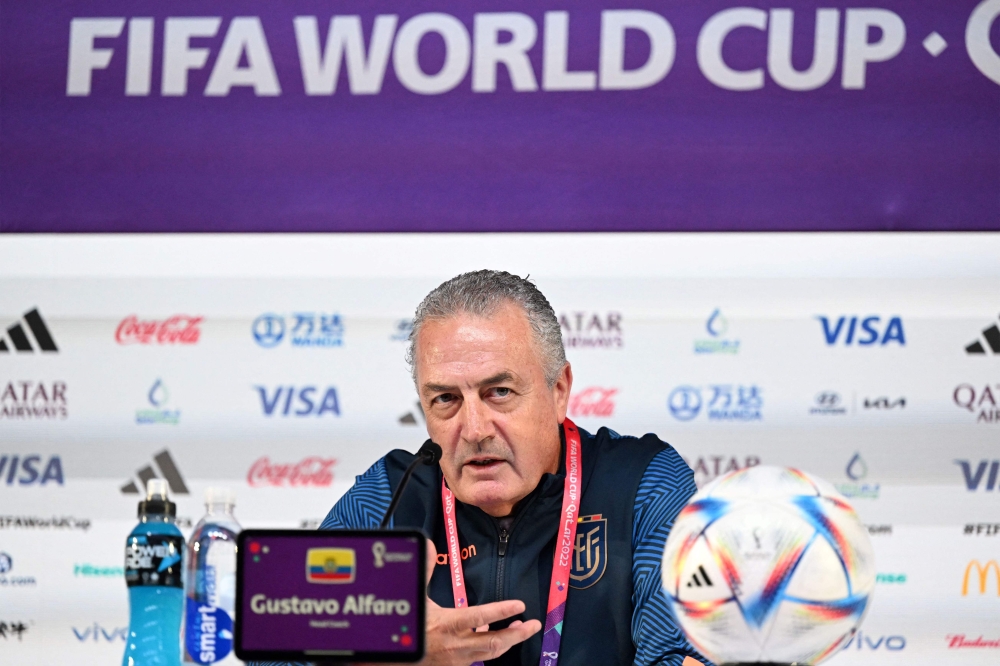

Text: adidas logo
xmin=121 ymin=450 xmax=189 ymax=495
xmin=966 ymin=315 xmax=1000 ymax=354
xmin=686 ymin=565 xmax=714 ymax=588
xmin=398 ymin=402 xmax=425 ymax=426
xmin=1 ymin=308 xmax=58 ymax=353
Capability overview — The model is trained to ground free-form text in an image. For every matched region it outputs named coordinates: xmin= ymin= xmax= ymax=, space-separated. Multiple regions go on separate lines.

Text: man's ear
xmin=553 ymin=362 xmax=573 ymax=422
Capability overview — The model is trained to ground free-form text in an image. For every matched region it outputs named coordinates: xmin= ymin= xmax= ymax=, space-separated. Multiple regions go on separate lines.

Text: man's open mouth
xmin=466 ymin=457 xmax=505 ymax=468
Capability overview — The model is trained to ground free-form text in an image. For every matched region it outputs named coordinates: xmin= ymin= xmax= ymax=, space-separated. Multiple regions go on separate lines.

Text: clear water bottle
xmin=184 ymin=488 xmax=242 ymax=664
xmin=123 ymin=479 xmax=185 ymax=666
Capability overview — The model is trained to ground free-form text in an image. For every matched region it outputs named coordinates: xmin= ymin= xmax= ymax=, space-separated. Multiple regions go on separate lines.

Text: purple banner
xmin=1 ymin=0 xmax=998 ymax=232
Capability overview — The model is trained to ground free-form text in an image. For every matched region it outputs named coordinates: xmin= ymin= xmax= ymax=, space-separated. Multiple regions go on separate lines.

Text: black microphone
xmin=379 ymin=440 xmax=443 ymax=528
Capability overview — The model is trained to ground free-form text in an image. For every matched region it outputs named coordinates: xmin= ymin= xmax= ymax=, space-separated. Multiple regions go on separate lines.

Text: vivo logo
xmin=817 ymin=316 xmax=904 ymax=346
xmin=256 ymin=386 xmax=340 ymax=417
xmin=72 ymin=624 xmax=127 ymax=642
xmin=842 ymin=631 xmax=906 ymax=651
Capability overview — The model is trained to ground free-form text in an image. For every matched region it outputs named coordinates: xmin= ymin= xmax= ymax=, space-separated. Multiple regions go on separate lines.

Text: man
xmin=263 ymin=270 xmax=706 ymax=666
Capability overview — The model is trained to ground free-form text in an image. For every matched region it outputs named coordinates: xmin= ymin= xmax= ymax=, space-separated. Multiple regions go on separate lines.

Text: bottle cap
xmin=205 ymin=487 xmax=236 ymax=508
xmin=138 ymin=478 xmax=177 ymax=517
xmin=146 ymin=478 xmax=169 ymax=501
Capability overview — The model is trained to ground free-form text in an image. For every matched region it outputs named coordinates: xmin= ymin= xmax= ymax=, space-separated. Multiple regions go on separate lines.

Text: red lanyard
xmin=440 ymin=419 xmax=581 ymax=666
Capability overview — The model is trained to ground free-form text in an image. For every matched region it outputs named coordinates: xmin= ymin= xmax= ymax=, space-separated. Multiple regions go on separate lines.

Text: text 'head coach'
xmin=277 ymin=270 xmax=707 ymax=666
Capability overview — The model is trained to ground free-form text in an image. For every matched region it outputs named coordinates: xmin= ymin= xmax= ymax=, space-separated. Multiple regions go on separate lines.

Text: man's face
xmin=415 ymin=303 xmax=572 ymax=517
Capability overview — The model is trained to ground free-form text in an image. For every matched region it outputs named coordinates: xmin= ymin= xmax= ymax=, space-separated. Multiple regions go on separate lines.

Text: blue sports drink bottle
xmin=123 ymin=479 xmax=185 ymax=666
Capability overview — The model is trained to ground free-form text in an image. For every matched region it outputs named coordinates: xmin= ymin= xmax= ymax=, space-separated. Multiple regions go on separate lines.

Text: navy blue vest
xmin=385 ymin=425 xmax=666 ymax=666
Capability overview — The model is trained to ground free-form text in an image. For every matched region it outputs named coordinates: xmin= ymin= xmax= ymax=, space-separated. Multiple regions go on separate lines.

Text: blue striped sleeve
xmin=320 ymin=457 xmax=393 ymax=529
xmin=250 ymin=458 xmax=393 ymax=666
xmin=632 ymin=447 xmax=713 ymax=666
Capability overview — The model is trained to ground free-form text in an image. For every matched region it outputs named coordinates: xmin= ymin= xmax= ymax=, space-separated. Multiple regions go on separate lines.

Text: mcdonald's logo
xmin=962 ymin=560 xmax=1000 ymax=596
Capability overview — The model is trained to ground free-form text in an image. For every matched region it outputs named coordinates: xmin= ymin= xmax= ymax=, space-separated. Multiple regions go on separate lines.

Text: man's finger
xmin=466 ymin=619 xmax=542 ymax=659
xmin=445 ymin=599 xmax=527 ymax=632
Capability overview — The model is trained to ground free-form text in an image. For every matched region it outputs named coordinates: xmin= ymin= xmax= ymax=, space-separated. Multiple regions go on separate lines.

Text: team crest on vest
xmin=570 ymin=514 xmax=606 ymax=589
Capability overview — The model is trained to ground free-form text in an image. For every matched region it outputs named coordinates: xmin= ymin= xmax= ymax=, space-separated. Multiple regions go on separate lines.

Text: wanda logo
xmin=569 ymin=387 xmax=618 ymax=417
xmin=247 ymin=456 xmax=337 ymax=487
xmin=115 ymin=315 xmax=203 ymax=345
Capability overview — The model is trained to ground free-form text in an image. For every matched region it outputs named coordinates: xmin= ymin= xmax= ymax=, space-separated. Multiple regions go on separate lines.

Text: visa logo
xmin=956 ymin=460 xmax=1000 ymax=491
xmin=72 ymin=624 xmax=127 ymax=642
xmin=817 ymin=316 xmax=905 ymax=346
xmin=0 ymin=455 xmax=64 ymax=486
xmin=306 ymin=548 xmax=355 ymax=584
xmin=255 ymin=386 xmax=340 ymax=417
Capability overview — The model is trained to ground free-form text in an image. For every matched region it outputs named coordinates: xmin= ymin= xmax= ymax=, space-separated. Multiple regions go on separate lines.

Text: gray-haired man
xmin=261 ymin=270 xmax=706 ymax=666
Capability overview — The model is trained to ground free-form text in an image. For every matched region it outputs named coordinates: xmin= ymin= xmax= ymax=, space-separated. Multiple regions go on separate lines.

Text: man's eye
xmin=491 ymin=387 xmax=511 ymax=398
xmin=433 ymin=393 xmax=456 ymax=405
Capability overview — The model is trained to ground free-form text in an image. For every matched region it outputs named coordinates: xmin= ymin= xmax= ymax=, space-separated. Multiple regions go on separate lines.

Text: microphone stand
xmin=379 ymin=439 xmax=442 ymax=529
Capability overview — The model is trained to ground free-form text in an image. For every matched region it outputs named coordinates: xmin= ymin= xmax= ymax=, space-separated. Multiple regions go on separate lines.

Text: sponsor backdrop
xmin=1 ymin=0 xmax=1000 ymax=232
xmin=1 ymin=233 xmax=998 ymax=665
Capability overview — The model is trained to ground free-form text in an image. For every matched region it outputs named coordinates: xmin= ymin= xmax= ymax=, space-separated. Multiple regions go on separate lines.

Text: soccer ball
xmin=662 ymin=466 xmax=875 ymax=665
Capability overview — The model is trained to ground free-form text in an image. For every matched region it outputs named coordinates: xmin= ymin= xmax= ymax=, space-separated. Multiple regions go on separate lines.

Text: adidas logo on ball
xmin=686 ymin=565 xmax=714 ymax=588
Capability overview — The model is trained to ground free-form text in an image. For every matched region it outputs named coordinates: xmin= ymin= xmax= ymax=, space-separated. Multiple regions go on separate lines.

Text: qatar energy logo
xmin=136 ymin=379 xmax=180 ymax=425
xmin=694 ymin=309 xmax=740 ymax=354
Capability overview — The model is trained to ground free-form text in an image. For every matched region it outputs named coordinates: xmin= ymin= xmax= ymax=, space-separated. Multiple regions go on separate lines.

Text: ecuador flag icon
xmin=306 ymin=548 xmax=356 ymax=584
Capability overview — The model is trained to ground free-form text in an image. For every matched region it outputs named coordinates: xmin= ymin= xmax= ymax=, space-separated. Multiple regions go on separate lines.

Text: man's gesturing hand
xmin=356 ymin=540 xmax=540 ymax=666
xmin=420 ymin=539 xmax=541 ymax=665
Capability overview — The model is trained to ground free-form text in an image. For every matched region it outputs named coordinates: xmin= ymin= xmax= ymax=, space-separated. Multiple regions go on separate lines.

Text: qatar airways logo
xmin=116 ymin=315 xmax=202 ymax=345
xmin=247 ymin=456 xmax=337 ymax=488
xmin=64 ymin=4 xmax=1000 ymax=99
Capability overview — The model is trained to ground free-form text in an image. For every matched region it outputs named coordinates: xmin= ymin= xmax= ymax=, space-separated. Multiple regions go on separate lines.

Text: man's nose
xmin=459 ymin=394 xmax=496 ymax=445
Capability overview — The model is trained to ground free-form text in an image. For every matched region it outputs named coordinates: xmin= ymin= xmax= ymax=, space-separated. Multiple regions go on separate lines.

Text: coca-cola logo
xmin=115 ymin=315 xmax=203 ymax=345
xmin=247 ymin=456 xmax=337 ymax=488
xmin=569 ymin=387 xmax=618 ymax=418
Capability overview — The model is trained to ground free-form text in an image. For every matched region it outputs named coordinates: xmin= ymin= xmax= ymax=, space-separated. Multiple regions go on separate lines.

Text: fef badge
xmin=570 ymin=514 xmax=606 ymax=589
